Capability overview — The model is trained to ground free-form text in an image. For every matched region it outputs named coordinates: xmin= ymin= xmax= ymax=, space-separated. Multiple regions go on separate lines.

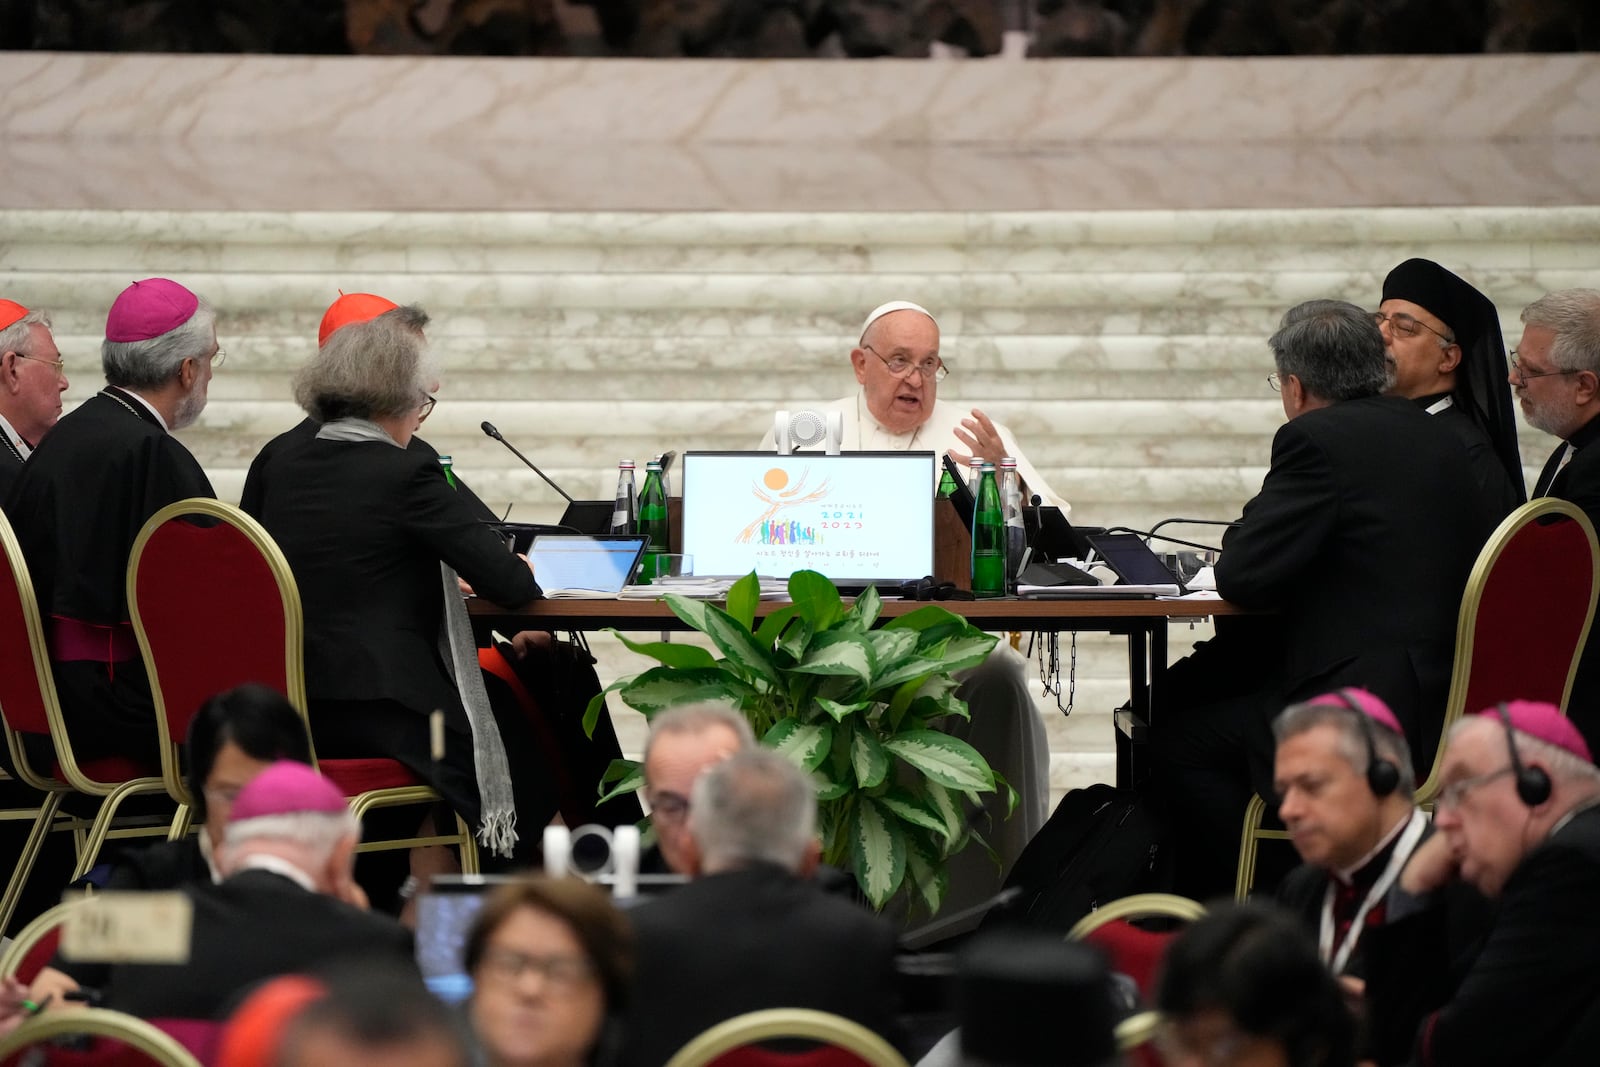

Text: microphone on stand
xmin=481 ymin=421 xmax=574 ymax=503
xmin=1102 ymin=525 xmax=1226 ymax=554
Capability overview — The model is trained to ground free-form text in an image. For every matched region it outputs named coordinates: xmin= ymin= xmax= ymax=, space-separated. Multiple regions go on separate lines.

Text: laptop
xmin=940 ymin=454 xmax=1098 ymax=560
xmin=680 ymin=451 xmax=936 ymax=588
xmin=530 ymin=534 xmax=649 ymax=597
xmin=1085 ymin=532 xmax=1188 ymax=595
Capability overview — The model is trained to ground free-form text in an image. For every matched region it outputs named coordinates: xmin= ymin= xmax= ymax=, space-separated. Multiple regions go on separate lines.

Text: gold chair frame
xmin=128 ymin=498 xmax=479 ymax=869
xmin=1114 ymin=1010 xmax=1163 ymax=1054
xmin=0 ymin=895 xmax=91 ymax=980
xmin=0 ymin=1006 xmax=203 ymax=1067
xmin=662 ymin=1008 xmax=910 ymax=1067
xmin=1234 ymin=498 xmax=1600 ymax=899
xmin=1065 ymin=892 xmax=1207 ymax=941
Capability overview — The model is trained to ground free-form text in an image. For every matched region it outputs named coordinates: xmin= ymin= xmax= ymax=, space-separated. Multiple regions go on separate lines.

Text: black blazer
xmin=1216 ymin=396 xmax=1500 ymax=758
xmin=246 ymin=435 xmax=540 ymax=718
xmin=1363 ymin=804 xmax=1600 ymax=1067
xmin=0 ymin=441 xmax=22 ymax=502
xmin=618 ymin=864 xmax=901 ymax=1067
xmin=1533 ymin=415 xmax=1600 ymax=752
xmin=1428 ymin=400 xmax=1522 ymax=517
xmin=104 ymin=868 xmax=415 ymax=1020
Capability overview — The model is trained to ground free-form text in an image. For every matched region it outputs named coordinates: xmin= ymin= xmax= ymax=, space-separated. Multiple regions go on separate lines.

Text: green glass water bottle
xmin=637 ymin=460 xmax=670 ymax=583
xmin=971 ymin=462 xmax=1005 ymax=598
xmin=438 ymin=455 xmax=457 ymax=489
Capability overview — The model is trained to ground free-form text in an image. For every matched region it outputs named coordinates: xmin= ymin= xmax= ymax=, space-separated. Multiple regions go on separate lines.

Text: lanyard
xmin=1319 ymin=809 xmax=1428 ymax=974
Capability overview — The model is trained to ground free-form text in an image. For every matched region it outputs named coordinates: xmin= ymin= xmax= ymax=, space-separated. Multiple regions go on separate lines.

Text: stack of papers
xmin=616 ymin=577 xmax=792 ymax=600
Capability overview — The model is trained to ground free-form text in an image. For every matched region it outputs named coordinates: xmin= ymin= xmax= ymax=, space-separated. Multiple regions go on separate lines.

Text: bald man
xmin=761 ymin=302 xmax=1069 ymax=514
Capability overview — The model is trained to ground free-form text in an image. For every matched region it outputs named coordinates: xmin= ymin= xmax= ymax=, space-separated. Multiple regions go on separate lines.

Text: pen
xmin=21 ymin=993 xmax=53 ymax=1015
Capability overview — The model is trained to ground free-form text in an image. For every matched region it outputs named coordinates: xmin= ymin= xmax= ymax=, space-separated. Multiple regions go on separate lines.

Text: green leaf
xmin=774 ymin=616 xmax=814 ymax=663
xmin=609 ymin=630 xmax=718 ymax=670
xmin=788 ymin=570 xmax=843 ymax=629
xmin=849 ymin=584 xmax=883 ymax=630
xmin=921 ymin=780 xmax=964 ymax=842
xmin=754 ymin=604 xmax=803 ymax=648
xmin=582 ymin=676 xmax=632 ymax=736
xmin=850 ymin=796 xmax=907 ymax=910
xmin=850 ymin=726 xmax=890 ymax=789
xmin=595 ymin=759 xmax=644 ymax=806
xmin=619 ymin=666 xmax=750 ymax=714
xmin=878 ymin=786 xmax=950 ymax=841
xmin=790 ymin=631 xmax=874 ymax=682
xmin=883 ymin=604 xmax=968 ymax=637
xmin=764 ymin=719 xmax=832 ymax=771
xmin=662 ymin=593 xmax=714 ymax=632
xmin=864 ymin=629 xmax=924 ymax=688
xmin=697 ymin=602 xmax=784 ymax=687
xmin=817 ymin=697 xmax=870 ymax=724
xmin=725 ymin=572 xmax=760 ymax=631
xmin=903 ymin=827 xmax=949 ymax=914
xmin=884 ymin=730 xmax=995 ymax=792
xmin=814 ymin=765 xmax=853 ymax=802
xmin=937 ymin=630 xmax=1000 ymax=673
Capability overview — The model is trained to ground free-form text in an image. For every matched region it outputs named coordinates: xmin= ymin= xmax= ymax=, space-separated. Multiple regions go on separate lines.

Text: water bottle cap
xmin=618 ymin=460 xmax=635 ymax=469
xmin=981 ymin=461 xmax=996 ymax=471
xmin=999 ymin=457 xmax=1017 ymax=468
xmin=646 ymin=461 xmax=662 ymax=471
xmin=969 ymin=457 xmax=984 ymax=467
xmin=437 ymin=455 xmax=453 ymax=464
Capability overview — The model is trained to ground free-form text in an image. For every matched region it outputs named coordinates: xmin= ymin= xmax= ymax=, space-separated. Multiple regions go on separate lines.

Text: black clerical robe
xmin=3 ymin=387 xmax=213 ymax=761
xmin=1415 ymin=394 xmax=1520 ymax=518
xmin=0 ymin=426 xmax=25 ymax=501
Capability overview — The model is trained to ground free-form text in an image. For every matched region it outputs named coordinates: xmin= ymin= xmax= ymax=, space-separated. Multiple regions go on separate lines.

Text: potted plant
xmin=583 ymin=570 xmax=1009 ymax=911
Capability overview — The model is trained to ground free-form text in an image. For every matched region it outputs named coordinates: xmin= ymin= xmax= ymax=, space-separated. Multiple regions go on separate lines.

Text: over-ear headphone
xmin=1494 ymin=702 xmax=1553 ymax=807
xmin=1330 ymin=688 xmax=1401 ymax=797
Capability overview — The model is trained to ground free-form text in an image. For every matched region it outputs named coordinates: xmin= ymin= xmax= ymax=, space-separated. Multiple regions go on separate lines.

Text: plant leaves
xmin=790 ymin=630 xmax=875 ymax=682
xmin=850 ymin=796 xmax=907 ymax=910
xmin=878 ymin=786 xmax=950 ymax=840
xmin=754 ymin=604 xmax=803 ymax=648
xmin=724 ymin=571 xmax=760 ymax=631
xmin=939 ymin=630 xmax=1001 ymax=674
xmin=817 ymin=697 xmax=871 ymax=724
xmin=619 ymin=666 xmax=750 ymax=714
xmin=884 ymin=730 xmax=995 ymax=792
xmin=849 ymin=726 xmax=890 ymax=789
xmin=662 ymin=593 xmax=714 ymax=631
xmin=788 ymin=570 xmax=842 ymax=629
xmin=609 ymin=630 xmax=718 ymax=670
xmin=849 ymin=584 xmax=883 ymax=630
xmin=595 ymin=759 xmax=644 ymax=806
xmin=883 ymin=605 xmax=969 ymax=639
xmin=921 ymin=780 xmax=964 ymax=842
xmin=814 ymin=764 xmax=853 ymax=802
xmin=774 ymin=616 xmax=814 ymax=663
xmin=697 ymin=601 xmax=784 ymax=687
xmin=903 ymin=826 xmax=949 ymax=915
xmin=583 ymin=675 xmax=634 ymax=736
xmin=764 ymin=719 xmax=832 ymax=771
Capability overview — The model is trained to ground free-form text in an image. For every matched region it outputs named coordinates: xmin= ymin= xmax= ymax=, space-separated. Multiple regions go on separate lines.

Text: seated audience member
xmin=4 ymin=278 xmax=218 ymax=765
xmin=1377 ymin=259 xmax=1523 ymax=512
xmin=640 ymin=703 xmax=754 ymax=874
xmin=1156 ymin=299 xmax=1499 ymax=899
xmin=28 ymin=685 xmax=317 ymax=1007
xmin=462 ymin=878 xmax=632 ymax=1067
xmin=619 ymin=748 xmax=901 ymax=1067
xmin=273 ymin=965 xmax=468 ymax=1067
xmin=215 ymin=975 xmax=327 ymax=1067
xmin=0 ymin=298 xmax=69 ymax=498
xmin=1156 ymin=902 xmax=1357 ymax=1067
xmin=1518 ymin=288 xmax=1600 ymax=752
xmin=94 ymin=761 xmax=414 ymax=1020
xmin=1362 ymin=702 xmax=1600 ymax=1066
xmin=245 ymin=304 xmax=558 ymax=867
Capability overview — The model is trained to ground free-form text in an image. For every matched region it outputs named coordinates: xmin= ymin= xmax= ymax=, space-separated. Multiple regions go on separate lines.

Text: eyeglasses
xmin=418 ymin=394 xmax=438 ymax=421
xmin=862 ymin=344 xmax=948 ymax=383
xmin=1373 ymin=310 xmax=1454 ymax=345
xmin=1266 ymin=372 xmax=1282 ymax=392
xmin=1509 ymin=351 xmax=1581 ymax=389
xmin=13 ymin=353 xmax=66 ymax=374
xmin=1435 ymin=766 xmax=1514 ymax=810
xmin=480 ymin=948 xmax=595 ymax=991
xmin=646 ymin=789 xmax=690 ymax=826
xmin=212 ymin=347 xmax=227 ymax=369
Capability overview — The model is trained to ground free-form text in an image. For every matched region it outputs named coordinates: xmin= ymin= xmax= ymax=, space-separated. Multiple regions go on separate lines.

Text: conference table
xmin=468 ymin=594 xmax=1243 ymax=787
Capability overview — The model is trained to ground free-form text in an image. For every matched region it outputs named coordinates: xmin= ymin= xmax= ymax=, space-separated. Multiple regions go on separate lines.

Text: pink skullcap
xmin=1305 ymin=687 xmax=1404 ymax=737
xmin=1476 ymin=700 xmax=1593 ymax=763
xmin=0 ymin=299 xmax=29 ymax=331
xmin=105 ymin=278 xmax=199 ymax=343
xmin=229 ymin=761 xmax=347 ymax=823
xmin=318 ymin=291 xmax=398 ymax=347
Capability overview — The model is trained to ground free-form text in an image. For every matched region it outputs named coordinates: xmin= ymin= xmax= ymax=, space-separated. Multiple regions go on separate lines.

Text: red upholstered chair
xmin=1114 ymin=1011 xmax=1166 ymax=1067
xmin=0 ymin=898 xmax=90 ymax=985
xmin=0 ymin=1008 xmax=203 ymax=1067
xmin=127 ymin=499 xmax=478 ymax=871
xmin=0 ymin=510 xmax=170 ymax=911
xmin=1067 ymin=893 xmax=1207 ymax=1002
xmin=661 ymin=1010 xmax=908 ymax=1067
xmin=1235 ymin=498 xmax=1600 ymax=898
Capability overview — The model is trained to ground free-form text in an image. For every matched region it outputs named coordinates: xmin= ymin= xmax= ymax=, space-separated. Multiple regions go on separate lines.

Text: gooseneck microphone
xmin=480 ymin=421 xmax=574 ymax=503
xmin=1103 ymin=525 xmax=1225 ymax=554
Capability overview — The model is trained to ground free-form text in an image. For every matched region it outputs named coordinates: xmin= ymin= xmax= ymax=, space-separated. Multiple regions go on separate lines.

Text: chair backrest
xmin=1420 ymin=498 xmax=1600 ymax=802
xmin=1065 ymin=893 xmax=1208 ymax=940
xmin=0 ymin=896 xmax=91 ymax=983
xmin=1114 ymin=1010 xmax=1165 ymax=1067
xmin=0 ymin=508 xmax=69 ymax=789
xmin=1067 ymin=894 xmax=1207 ymax=1001
xmin=128 ymin=499 xmax=310 ymax=808
xmin=0 ymin=1008 xmax=204 ymax=1067
xmin=663 ymin=1010 xmax=909 ymax=1067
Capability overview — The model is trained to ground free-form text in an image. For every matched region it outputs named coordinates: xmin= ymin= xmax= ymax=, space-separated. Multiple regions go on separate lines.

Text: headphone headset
xmin=1494 ymin=701 xmax=1553 ymax=807
xmin=1329 ymin=688 xmax=1401 ymax=798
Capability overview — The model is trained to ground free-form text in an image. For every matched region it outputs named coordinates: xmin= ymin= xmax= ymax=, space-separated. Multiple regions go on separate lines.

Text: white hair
xmin=689 ymin=747 xmax=815 ymax=872
xmin=224 ymin=809 xmax=360 ymax=861
xmin=102 ymin=298 xmax=217 ymax=390
xmin=644 ymin=702 xmax=755 ymax=768
xmin=1521 ymin=289 xmax=1600 ymax=375
xmin=1450 ymin=716 xmax=1600 ymax=790
xmin=0 ymin=309 xmax=52 ymax=358
xmin=1272 ymin=701 xmax=1416 ymax=798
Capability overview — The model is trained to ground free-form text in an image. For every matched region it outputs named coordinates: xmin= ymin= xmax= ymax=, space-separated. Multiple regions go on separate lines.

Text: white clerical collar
xmin=0 ymin=412 xmax=30 ymax=459
xmin=1424 ymin=395 xmax=1454 ymax=415
xmin=233 ymin=853 xmax=318 ymax=892
xmin=117 ymin=387 xmax=172 ymax=431
xmin=1334 ymin=808 xmax=1418 ymax=885
xmin=200 ymin=830 xmax=222 ymax=885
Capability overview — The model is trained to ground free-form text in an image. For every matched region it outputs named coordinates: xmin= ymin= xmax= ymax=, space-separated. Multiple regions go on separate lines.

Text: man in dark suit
xmin=619 ymin=748 xmax=901 ymax=1067
xmin=101 ymin=761 xmax=415 ymax=1021
xmin=1157 ymin=299 xmax=1500 ymax=898
xmin=4 ymin=278 xmax=218 ymax=764
xmin=1517 ymin=288 xmax=1600 ymax=750
xmin=0 ymin=299 xmax=69 ymax=500
xmin=1363 ymin=702 xmax=1600 ymax=1066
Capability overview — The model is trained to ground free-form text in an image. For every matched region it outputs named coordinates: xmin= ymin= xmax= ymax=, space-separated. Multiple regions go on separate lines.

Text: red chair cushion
xmin=150 ymin=1019 xmax=223 ymax=1064
xmin=12 ymin=926 xmax=62 ymax=985
xmin=706 ymin=1049 xmax=874 ymax=1067
xmin=318 ymin=759 xmax=425 ymax=796
xmin=55 ymin=755 xmax=158 ymax=787
xmin=1084 ymin=920 xmax=1178 ymax=1000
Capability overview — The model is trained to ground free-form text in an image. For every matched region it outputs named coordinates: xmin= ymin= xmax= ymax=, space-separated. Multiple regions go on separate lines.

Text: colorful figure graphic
xmin=738 ymin=467 xmax=831 ymax=545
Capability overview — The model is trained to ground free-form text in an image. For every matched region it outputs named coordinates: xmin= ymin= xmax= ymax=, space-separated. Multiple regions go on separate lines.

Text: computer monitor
xmin=680 ymin=451 xmax=936 ymax=585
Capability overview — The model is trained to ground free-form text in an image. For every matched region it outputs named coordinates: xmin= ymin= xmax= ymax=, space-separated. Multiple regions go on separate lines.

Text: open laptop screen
xmin=681 ymin=451 xmax=936 ymax=584
xmin=529 ymin=535 xmax=648 ymax=594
